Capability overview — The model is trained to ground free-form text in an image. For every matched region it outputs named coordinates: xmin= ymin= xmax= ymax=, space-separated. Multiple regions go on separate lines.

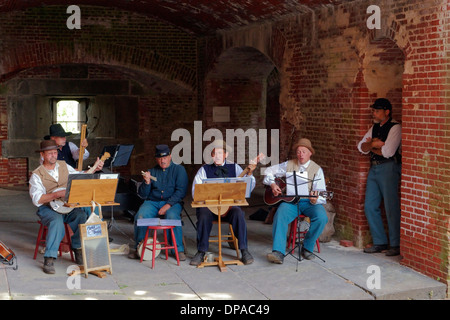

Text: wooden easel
xmin=191 ymin=183 xmax=248 ymax=272
xmin=65 ymin=178 xmax=119 ymax=278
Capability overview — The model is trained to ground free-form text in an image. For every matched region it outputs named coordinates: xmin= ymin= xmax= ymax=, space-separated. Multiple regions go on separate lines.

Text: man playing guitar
xmin=263 ymin=138 xmax=328 ymax=264
xmin=29 ymin=140 xmax=104 ymax=274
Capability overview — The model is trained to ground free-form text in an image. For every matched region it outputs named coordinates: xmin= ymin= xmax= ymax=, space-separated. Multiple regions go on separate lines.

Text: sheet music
xmin=285 ymin=171 xmax=325 ymax=196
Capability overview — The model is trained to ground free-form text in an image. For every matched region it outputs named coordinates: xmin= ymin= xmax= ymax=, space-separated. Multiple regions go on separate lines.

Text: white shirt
xmin=263 ymin=160 xmax=327 ymax=205
xmin=29 ymin=162 xmax=78 ymax=207
xmin=191 ymin=161 xmax=256 ymax=197
xmin=357 ymin=121 xmax=402 ymax=158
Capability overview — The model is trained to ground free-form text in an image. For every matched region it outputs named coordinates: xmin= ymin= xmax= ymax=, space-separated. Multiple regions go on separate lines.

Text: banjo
xmin=50 ymin=152 xmax=110 ymax=214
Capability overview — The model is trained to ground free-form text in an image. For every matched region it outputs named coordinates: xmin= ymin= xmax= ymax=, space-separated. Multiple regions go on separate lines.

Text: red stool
xmin=33 ymin=220 xmax=75 ymax=262
xmin=140 ymin=226 xmax=179 ymax=269
xmin=288 ymin=216 xmax=320 ymax=253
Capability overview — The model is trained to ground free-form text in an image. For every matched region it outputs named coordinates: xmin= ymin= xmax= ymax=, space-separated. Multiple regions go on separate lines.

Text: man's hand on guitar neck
xmin=246 ymin=163 xmax=257 ymax=176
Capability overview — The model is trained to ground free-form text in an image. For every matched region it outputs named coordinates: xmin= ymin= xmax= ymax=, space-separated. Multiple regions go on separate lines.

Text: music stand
xmin=101 ymin=144 xmax=134 ymax=240
xmin=191 ymin=182 xmax=248 ymax=272
xmin=284 ymin=171 xmax=325 ymax=270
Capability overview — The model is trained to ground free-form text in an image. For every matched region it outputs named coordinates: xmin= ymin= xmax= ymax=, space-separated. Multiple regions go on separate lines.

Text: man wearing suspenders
xmin=358 ymin=98 xmax=402 ymax=256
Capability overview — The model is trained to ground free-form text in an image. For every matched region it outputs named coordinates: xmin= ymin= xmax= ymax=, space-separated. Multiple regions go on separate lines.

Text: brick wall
xmin=215 ymin=0 xmax=449 ymax=288
xmin=0 ymin=6 xmax=199 ymax=185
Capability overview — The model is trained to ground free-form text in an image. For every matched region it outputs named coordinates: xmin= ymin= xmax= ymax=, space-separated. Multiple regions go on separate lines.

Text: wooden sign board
xmin=79 ymin=221 xmax=112 ymax=278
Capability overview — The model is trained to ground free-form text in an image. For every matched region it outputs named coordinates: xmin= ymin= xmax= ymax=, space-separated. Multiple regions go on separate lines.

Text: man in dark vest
xmin=263 ymin=138 xmax=328 ymax=264
xmin=358 ymin=98 xmax=402 ymax=256
xmin=44 ymin=123 xmax=89 ymax=169
xmin=190 ymin=140 xmax=256 ymax=266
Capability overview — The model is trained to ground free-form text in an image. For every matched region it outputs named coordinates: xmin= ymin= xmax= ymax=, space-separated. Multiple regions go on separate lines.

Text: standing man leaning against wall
xmin=357 ymin=98 xmax=402 ymax=256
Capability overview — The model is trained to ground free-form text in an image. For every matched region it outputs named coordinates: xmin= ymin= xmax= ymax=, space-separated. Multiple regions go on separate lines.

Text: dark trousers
xmin=196 ymin=206 xmax=248 ymax=252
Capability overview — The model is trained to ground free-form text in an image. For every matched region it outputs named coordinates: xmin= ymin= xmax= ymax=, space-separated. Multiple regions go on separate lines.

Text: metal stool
xmin=288 ymin=216 xmax=320 ymax=253
xmin=140 ymin=225 xmax=179 ymax=269
xmin=33 ymin=220 xmax=75 ymax=261
xmin=209 ymin=221 xmax=240 ymax=259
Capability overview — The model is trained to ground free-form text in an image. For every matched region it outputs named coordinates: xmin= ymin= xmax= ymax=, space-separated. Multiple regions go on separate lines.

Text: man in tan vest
xmin=29 ymin=140 xmax=103 ymax=274
xmin=263 ymin=138 xmax=328 ymax=264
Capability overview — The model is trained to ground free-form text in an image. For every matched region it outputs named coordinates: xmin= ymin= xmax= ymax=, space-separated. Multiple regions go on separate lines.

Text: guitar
xmin=264 ymin=177 xmax=333 ymax=206
xmin=50 ymin=152 xmax=111 ymax=214
xmin=0 ymin=240 xmax=18 ymax=270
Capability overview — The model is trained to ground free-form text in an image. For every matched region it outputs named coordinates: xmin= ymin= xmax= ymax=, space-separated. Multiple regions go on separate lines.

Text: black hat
xmin=44 ymin=124 xmax=72 ymax=140
xmin=35 ymin=140 xmax=59 ymax=153
xmin=155 ymin=144 xmax=171 ymax=158
xmin=370 ymin=98 xmax=392 ymax=110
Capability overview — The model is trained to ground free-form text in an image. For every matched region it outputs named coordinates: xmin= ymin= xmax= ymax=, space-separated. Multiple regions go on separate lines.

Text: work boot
xmin=190 ymin=251 xmax=205 ymax=266
xmin=267 ymin=250 xmax=284 ymax=264
xmin=241 ymin=249 xmax=254 ymax=265
xmin=363 ymin=244 xmax=388 ymax=254
xmin=301 ymin=248 xmax=315 ymax=260
xmin=385 ymin=246 xmax=400 ymax=256
xmin=128 ymin=249 xmax=139 ymax=259
xmin=43 ymin=257 xmax=55 ymax=274
xmin=73 ymin=248 xmax=83 ymax=265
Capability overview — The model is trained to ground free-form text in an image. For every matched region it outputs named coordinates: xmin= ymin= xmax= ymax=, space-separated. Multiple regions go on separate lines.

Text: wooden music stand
xmin=65 ymin=178 xmax=119 ymax=278
xmin=191 ymin=182 xmax=248 ymax=272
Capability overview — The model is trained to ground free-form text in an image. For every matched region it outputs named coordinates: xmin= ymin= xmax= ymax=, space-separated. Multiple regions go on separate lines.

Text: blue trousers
xmin=36 ymin=205 xmax=87 ymax=258
xmin=133 ymin=200 xmax=184 ymax=252
xmin=272 ymin=200 xmax=328 ymax=254
xmin=364 ymin=161 xmax=401 ymax=247
xmin=196 ymin=206 xmax=248 ymax=252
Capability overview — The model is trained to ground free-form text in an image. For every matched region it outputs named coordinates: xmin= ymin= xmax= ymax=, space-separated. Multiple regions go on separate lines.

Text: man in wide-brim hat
xmin=43 ymin=123 xmax=90 ymax=169
xmin=29 ymin=140 xmax=104 ymax=274
xmin=263 ymin=138 xmax=328 ymax=264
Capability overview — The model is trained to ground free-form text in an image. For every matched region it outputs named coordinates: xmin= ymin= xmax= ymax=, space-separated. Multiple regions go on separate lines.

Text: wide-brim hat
xmin=370 ymin=98 xmax=392 ymax=110
xmin=44 ymin=123 xmax=72 ymax=140
xmin=36 ymin=140 xmax=59 ymax=153
xmin=292 ymin=138 xmax=315 ymax=155
xmin=155 ymin=144 xmax=171 ymax=158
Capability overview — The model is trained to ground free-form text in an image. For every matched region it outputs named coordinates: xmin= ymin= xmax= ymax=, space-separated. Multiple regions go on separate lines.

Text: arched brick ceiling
xmin=0 ymin=0 xmax=343 ymax=35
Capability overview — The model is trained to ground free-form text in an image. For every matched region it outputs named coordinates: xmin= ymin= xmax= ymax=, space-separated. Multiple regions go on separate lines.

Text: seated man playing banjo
xmin=29 ymin=140 xmax=104 ymax=274
xmin=263 ymin=138 xmax=328 ymax=264
xmin=190 ymin=140 xmax=256 ymax=266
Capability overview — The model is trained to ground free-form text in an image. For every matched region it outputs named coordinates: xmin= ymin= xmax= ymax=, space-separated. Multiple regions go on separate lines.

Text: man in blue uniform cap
xmin=128 ymin=144 xmax=189 ymax=261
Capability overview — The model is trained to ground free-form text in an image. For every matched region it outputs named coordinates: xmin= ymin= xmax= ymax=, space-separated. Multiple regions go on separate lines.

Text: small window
xmin=52 ymin=99 xmax=87 ymax=133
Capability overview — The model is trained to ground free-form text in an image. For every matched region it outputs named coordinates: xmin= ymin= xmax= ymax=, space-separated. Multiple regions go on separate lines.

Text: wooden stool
xmin=288 ymin=216 xmax=320 ymax=253
xmin=210 ymin=221 xmax=240 ymax=259
xmin=140 ymin=225 xmax=179 ymax=269
xmin=33 ymin=220 xmax=75 ymax=261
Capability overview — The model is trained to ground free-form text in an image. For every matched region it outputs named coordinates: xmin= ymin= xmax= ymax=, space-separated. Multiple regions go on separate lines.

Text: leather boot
xmin=43 ymin=257 xmax=55 ymax=274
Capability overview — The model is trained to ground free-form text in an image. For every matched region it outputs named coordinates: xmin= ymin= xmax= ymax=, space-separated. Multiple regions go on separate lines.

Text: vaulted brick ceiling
xmin=0 ymin=0 xmax=343 ymax=35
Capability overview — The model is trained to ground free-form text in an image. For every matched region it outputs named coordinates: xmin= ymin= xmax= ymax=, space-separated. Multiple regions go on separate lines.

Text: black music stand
xmin=101 ymin=144 xmax=134 ymax=241
xmin=284 ymin=171 xmax=325 ymax=271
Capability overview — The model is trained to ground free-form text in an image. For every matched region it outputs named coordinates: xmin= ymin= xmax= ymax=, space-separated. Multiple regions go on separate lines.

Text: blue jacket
xmin=138 ymin=161 xmax=188 ymax=206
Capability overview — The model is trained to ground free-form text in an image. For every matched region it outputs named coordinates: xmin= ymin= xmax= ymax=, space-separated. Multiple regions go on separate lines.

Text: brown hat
xmin=36 ymin=140 xmax=59 ymax=153
xmin=292 ymin=138 xmax=315 ymax=155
